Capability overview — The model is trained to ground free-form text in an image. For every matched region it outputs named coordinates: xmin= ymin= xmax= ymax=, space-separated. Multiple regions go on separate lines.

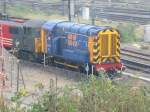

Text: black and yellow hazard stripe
xmin=93 ymin=37 xmax=101 ymax=63
xmin=114 ymin=30 xmax=121 ymax=63
xmin=116 ymin=33 xmax=120 ymax=63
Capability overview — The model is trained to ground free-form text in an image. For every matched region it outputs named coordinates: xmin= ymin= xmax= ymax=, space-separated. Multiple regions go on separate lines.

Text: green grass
xmin=29 ymin=77 xmax=150 ymax=112
xmin=7 ymin=5 xmax=67 ymax=21
xmin=1 ymin=76 xmax=150 ymax=112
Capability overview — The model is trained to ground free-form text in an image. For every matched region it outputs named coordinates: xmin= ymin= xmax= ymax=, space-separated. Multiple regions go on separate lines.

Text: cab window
xmin=9 ymin=26 xmax=19 ymax=34
xmin=24 ymin=27 xmax=32 ymax=34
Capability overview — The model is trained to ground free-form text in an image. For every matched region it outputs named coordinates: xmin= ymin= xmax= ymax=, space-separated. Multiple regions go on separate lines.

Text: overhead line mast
xmin=3 ymin=0 xmax=6 ymax=14
xmin=68 ymin=0 xmax=71 ymax=21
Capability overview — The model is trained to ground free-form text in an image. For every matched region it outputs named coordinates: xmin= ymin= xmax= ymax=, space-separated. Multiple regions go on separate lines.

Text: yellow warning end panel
xmin=99 ymin=29 xmax=120 ymax=63
xmin=89 ymin=29 xmax=121 ymax=64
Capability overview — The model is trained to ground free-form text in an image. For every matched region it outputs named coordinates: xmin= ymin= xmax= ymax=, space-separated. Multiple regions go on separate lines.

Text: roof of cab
xmin=0 ymin=20 xmax=23 ymax=27
xmin=23 ymin=20 xmax=45 ymax=28
xmin=42 ymin=20 xmax=64 ymax=31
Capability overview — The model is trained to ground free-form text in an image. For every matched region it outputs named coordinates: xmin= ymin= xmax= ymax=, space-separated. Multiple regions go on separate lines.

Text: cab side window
xmin=9 ymin=26 xmax=19 ymax=34
xmin=24 ymin=27 xmax=32 ymax=35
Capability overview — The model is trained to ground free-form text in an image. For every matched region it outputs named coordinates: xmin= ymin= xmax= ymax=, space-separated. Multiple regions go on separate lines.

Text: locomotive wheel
xmin=78 ymin=66 xmax=85 ymax=73
xmin=18 ymin=50 xmax=35 ymax=61
xmin=48 ymin=57 xmax=55 ymax=65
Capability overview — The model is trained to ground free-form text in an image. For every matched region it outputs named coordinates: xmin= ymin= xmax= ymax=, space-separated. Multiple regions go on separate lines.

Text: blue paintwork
xmin=42 ymin=21 xmax=112 ymax=63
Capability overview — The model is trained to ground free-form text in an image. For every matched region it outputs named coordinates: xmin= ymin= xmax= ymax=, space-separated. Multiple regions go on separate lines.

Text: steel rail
xmin=121 ymin=50 xmax=150 ymax=62
xmin=122 ymin=58 xmax=150 ymax=74
xmin=121 ymin=47 xmax=150 ymax=73
xmin=122 ymin=53 xmax=150 ymax=62
xmin=123 ymin=62 xmax=150 ymax=73
xmin=123 ymin=72 xmax=150 ymax=82
xmin=121 ymin=49 xmax=150 ymax=57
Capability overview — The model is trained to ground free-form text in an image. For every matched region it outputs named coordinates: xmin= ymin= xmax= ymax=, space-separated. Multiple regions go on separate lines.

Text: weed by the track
xmin=27 ymin=76 xmax=150 ymax=112
xmin=1 ymin=75 xmax=150 ymax=112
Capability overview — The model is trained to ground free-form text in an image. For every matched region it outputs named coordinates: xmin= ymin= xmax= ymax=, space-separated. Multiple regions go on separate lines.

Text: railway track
xmin=121 ymin=48 xmax=150 ymax=73
xmin=0 ymin=0 xmax=150 ymax=24
xmin=25 ymin=60 xmax=150 ymax=84
xmin=123 ymin=72 xmax=150 ymax=83
xmin=96 ymin=12 xmax=150 ymax=24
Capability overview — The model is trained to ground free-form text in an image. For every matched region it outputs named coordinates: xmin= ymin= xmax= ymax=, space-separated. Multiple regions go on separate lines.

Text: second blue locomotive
xmin=35 ymin=20 xmax=124 ymax=74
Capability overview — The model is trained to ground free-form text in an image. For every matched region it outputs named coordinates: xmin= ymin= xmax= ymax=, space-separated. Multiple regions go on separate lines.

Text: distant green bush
xmin=0 ymin=76 xmax=150 ymax=112
xmin=117 ymin=23 xmax=138 ymax=43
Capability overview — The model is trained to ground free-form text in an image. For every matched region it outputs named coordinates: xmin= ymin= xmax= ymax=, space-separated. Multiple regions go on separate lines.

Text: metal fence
xmin=0 ymin=46 xmax=19 ymax=90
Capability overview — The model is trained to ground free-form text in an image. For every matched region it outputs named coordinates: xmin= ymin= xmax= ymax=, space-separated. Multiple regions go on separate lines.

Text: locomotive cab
xmin=36 ymin=21 xmax=124 ymax=76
